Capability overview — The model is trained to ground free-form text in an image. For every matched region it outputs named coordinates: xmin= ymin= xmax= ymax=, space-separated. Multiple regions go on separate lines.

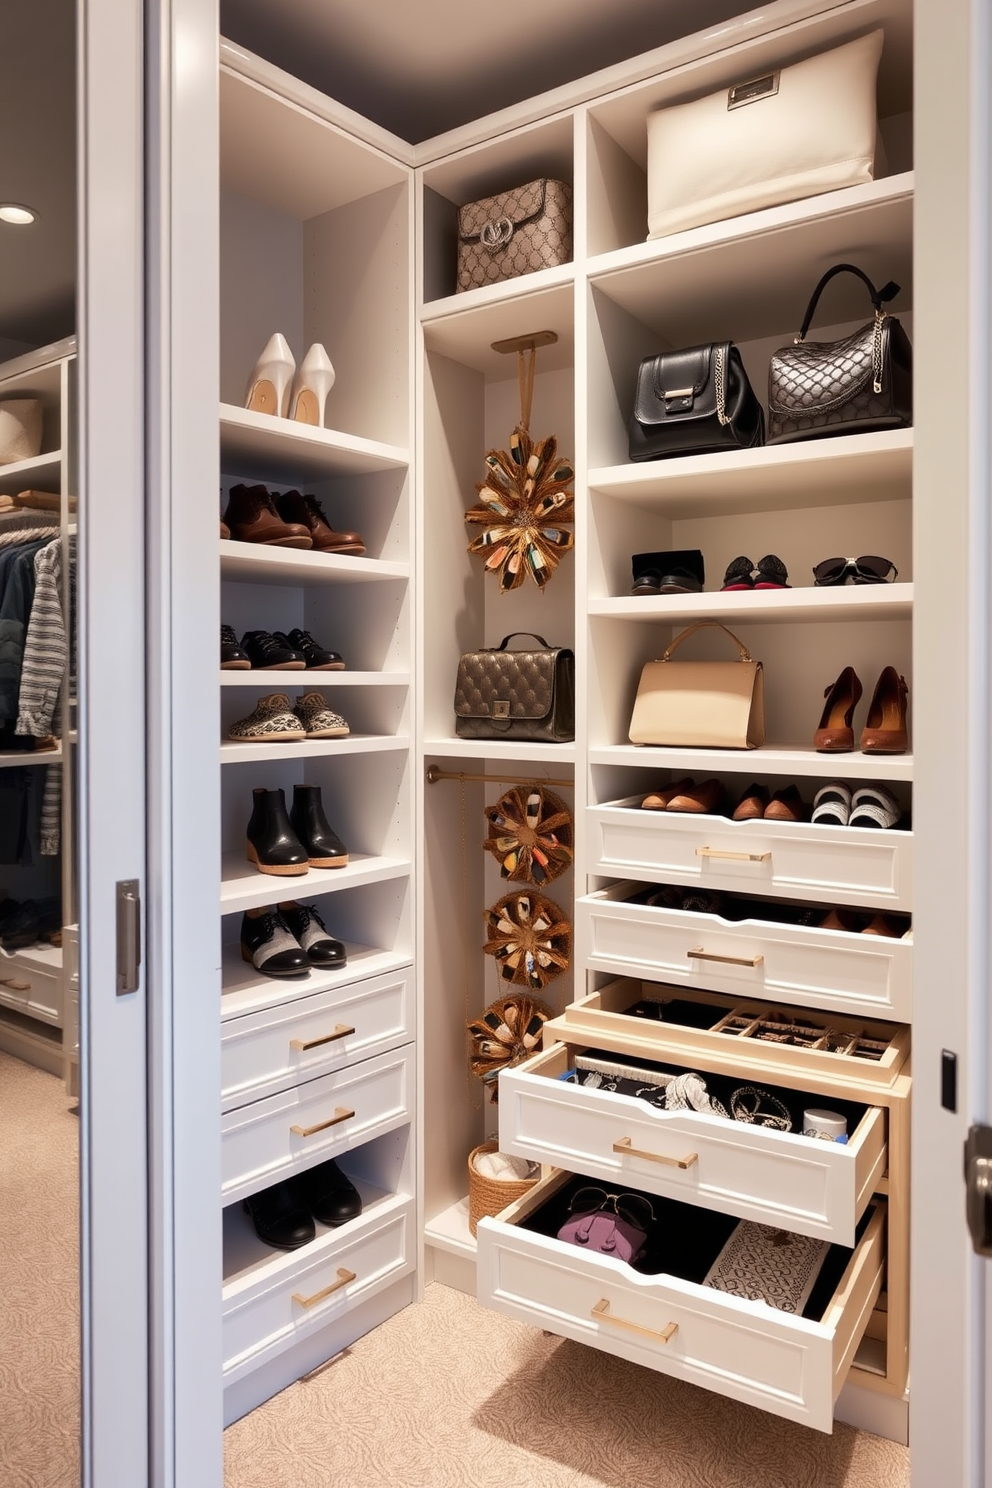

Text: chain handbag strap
xmin=714 ymin=344 xmax=730 ymax=426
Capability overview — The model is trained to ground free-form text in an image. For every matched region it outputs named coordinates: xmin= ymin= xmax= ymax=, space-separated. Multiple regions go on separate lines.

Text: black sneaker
xmin=243 ymin=1181 xmax=315 ymax=1250
xmin=293 ymin=1158 xmax=362 ymax=1228
xmin=240 ymin=907 xmax=310 ymax=978
xmin=221 ymin=624 xmax=250 ymax=669
xmin=280 ymin=628 xmax=345 ymax=671
xmin=240 ymin=630 xmax=306 ymax=670
xmin=278 ymin=901 xmax=347 ymax=968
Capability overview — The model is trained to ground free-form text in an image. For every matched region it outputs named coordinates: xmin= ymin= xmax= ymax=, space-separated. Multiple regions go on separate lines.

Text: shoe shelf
xmin=220 ymin=942 xmax=414 ymax=1022
xmin=589 ymin=585 xmax=914 ymax=625
xmin=587 ymin=429 xmax=913 ymax=519
xmin=220 ymin=734 xmax=411 ymax=766
xmin=220 ymin=671 xmax=409 ymax=688
xmin=220 ymin=853 xmax=412 ymax=915
xmin=420 ymin=279 xmax=575 ymax=377
xmin=588 ymin=744 xmax=914 ymax=783
xmin=219 ymin=542 xmax=410 ymax=585
xmin=219 ymin=404 xmax=409 ymax=483
xmin=0 ymin=449 xmax=63 ymax=498
xmin=0 ymin=746 xmax=62 ymax=770
xmin=423 ymin=737 xmax=577 ymax=766
xmin=423 ymin=1195 xmax=476 ymax=1259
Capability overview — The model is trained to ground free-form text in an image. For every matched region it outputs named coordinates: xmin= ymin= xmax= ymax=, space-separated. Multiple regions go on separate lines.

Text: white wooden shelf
xmin=220 ymin=541 xmax=410 ymax=584
xmin=220 ymin=941 xmax=414 ymax=1021
xmin=0 ymin=746 xmax=61 ymax=770
xmin=220 ymin=852 xmax=411 ymax=915
xmin=423 ymin=737 xmax=576 ymax=767
xmin=589 ymin=744 xmax=914 ymax=782
xmin=222 ymin=1183 xmax=406 ymax=1291
xmin=220 ymin=734 xmax=410 ymax=765
xmin=588 ymin=173 xmax=914 ymax=345
xmin=219 ymin=403 xmax=408 ymax=482
xmin=220 ymin=671 xmax=409 ymax=688
xmin=589 ymin=584 xmax=913 ymax=625
xmin=588 ymin=429 xmax=913 ymax=518
xmin=421 ymin=277 xmax=574 ymax=376
xmin=424 ymin=1195 xmax=476 ymax=1258
xmin=6 ymin=943 xmax=64 ymax=974
xmin=0 ymin=450 xmax=62 ymax=497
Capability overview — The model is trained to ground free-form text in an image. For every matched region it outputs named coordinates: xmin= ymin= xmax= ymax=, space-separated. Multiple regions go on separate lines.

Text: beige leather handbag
xmin=628 ymin=622 xmax=765 ymax=749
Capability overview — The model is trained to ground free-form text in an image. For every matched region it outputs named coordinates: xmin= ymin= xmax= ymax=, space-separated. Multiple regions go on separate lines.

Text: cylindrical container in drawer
xmin=222 ymin=1191 xmax=414 ymax=1385
xmin=221 ymin=964 xmax=415 ymax=1113
xmin=221 ymin=1046 xmax=414 ymax=1203
xmin=575 ymin=883 xmax=912 ymax=1021
xmin=477 ymin=1169 xmax=884 ymax=1433
xmin=588 ymin=796 xmax=913 ymax=911
xmin=498 ymin=1043 xmax=885 ymax=1243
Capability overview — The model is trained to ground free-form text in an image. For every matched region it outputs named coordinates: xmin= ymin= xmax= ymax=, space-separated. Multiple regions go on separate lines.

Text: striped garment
xmin=15 ymin=540 xmax=67 ymax=855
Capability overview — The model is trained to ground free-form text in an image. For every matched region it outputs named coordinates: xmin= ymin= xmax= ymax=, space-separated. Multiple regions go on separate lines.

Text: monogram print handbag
xmin=456 ymin=179 xmax=572 ymax=292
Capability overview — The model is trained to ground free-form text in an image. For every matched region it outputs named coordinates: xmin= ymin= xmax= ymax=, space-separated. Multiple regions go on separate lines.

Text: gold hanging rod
xmin=490 ymin=330 xmax=559 ymax=355
xmin=426 ymin=764 xmax=573 ymax=788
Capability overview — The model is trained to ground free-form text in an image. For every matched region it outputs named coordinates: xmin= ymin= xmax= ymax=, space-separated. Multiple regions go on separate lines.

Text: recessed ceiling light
xmin=0 ymin=204 xmax=37 ymax=225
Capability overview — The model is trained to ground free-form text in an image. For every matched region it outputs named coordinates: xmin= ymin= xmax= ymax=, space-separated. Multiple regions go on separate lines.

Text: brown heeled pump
xmin=860 ymin=667 xmax=909 ymax=754
xmin=813 ymin=666 xmax=863 ymax=752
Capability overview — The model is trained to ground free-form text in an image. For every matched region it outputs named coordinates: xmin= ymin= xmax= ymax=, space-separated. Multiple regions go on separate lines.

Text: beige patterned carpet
xmin=224 ymin=1282 xmax=911 ymax=1488
xmin=0 ymin=1051 xmax=79 ymax=1488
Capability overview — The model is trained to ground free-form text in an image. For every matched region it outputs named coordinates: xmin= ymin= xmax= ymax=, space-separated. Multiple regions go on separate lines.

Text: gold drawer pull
xmin=292 ymin=1267 xmax=356 ymax=1309
xmin=0 ymin=977 xmax=31 ymax=991
xmin=290 ymin=1107 xmax=355 ymax=1138
xmin=695 ymin=847 xmax=771 ymax=863
xmin=613 ymin=1135 xmax=697 ymax=1170
xmin=592 ymin=1297 xmax=678 ymax=1343
xmin=290 ymin=1024 xmax=355 ymax=1051
xmin=688 ymin=947 xmax=763 ymax=968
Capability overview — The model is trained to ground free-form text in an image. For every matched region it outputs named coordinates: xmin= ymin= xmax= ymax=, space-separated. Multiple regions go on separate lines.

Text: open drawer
xmin=477 ymin=1170 xmax=885 ymax=1433
xmin=575 ymin=883 xmax=913 ymax=1021
xmin=588 ymin=796 xmax=913 ymax=912
xmin=498 ymin=1043 xmax=885 ymax=1244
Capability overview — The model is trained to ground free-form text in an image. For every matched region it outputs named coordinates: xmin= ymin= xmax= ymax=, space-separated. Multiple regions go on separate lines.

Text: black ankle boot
xmin=246 ymin=787 xmax=310 ymax=876
xmin=289 ymin=784 xmax=349 ymax=869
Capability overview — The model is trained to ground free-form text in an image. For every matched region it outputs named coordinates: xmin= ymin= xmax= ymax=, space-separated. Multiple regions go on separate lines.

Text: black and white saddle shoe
xmin=240 ymin=906 xmax=310 ymax=978
xmin=278 ymin=901 xmax=347 ymax=969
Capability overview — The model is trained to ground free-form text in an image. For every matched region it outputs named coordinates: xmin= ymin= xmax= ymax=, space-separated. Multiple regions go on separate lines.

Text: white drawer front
xmin=221 ymin=1047 xmax=413 ymax=1203
xmin=222 ymin=968 xmax=414 ymax=1112
xmin=589 ymin=801 xmax=913 ymax=911
xmin=0 ymin=958 xmax=62 ymax=1025
xmin=223 ymin=1195 xmax=413 ymax=1383
xmin=575 ymin=888 xmax=912 ymax=1021
xmin=477 ymin=1178 xmax=884 ymax=1433
xmin=499 ymin=1047 xmax=885 ymax=1244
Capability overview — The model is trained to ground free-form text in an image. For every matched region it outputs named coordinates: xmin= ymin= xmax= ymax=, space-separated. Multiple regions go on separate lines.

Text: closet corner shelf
xmin=420 ymin=278 xmax=574 ymax=376
xmin=220 ymin=734 xmax=411 ymax=765
xmin=219 ymin=541 xmax=410 ymax=584
xmin=588 ymin=744 xmax=914 ymax=783
xmin=423 ymin=736 xmax=577 ymax=767
xmin=221 ymin=670 xmax=409 ymax=688
xmin=424 ymin=1195 xmax=476 ymax=1259
xmin=5 ymin=942 xmax=64 ymax=973
xmin=219 ymin=404 xmax=409 ymax=482
xmin=220 ymin=852 xmax=411 ymax=915
xmin=0 ymin=449 xmax=62 ymax=498
xmin=589 ymin=584 xmax=913 ymax=625
xmin=0 ymin=746 xmax=61 ymax=770
xmin=588 ymin=428 xmax=913 ymax=518
xmin=220 ymin=942 xmax=414 ymax=1022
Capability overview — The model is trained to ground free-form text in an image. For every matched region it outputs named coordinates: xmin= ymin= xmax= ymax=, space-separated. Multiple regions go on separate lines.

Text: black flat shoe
xmin=241 ymin=630 xmax=307 ymax=670
xmin=754 ymin=554 xmax=790 ymax=589
xmin=290 ymin=784 xmax=349 ymax=869
xmin=221 ymin=624 xmax=251 ymax=669
xmin=631 ymin=548 xmax=704 ymax=596
xmin=243 ymin=1181 xmax=315 ymax=1250
xmin=278 ymin=901 xmax=347 ymax=968
xmin=281 ymin=628 xmax=345 ymax=670
xmin=294 ymin=1159 xmax=363 ymax=1228
xmin=721 ymin=556 xmax=754 ymax=591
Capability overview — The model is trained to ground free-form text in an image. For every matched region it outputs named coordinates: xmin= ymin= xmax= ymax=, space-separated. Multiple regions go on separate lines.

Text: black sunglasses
xmin=568 ymin=1186 xmax=656 ymax=1229
xmin=812 ymin=555 xmax=898 ymax=586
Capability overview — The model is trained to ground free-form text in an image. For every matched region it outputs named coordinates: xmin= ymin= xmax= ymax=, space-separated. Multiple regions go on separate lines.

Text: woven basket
xmin=467 ymin=1140 xmax=538 ymax=1237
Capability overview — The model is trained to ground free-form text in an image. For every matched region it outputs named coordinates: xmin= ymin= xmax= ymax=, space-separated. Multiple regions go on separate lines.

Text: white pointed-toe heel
xmin=288 ymin=343 xmax=335 ymax=426
xmin=244 ymin=333 xmax=296 ymax=418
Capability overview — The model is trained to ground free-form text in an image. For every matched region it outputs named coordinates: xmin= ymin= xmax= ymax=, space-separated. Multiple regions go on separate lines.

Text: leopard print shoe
xmin=294 ymin=692 xmax=350 ymax=738
xmin=228 ymin=693 xmax=306 ymax=743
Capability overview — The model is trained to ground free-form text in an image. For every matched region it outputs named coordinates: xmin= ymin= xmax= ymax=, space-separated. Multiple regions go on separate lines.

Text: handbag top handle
xmin=495 ymin=632 xmax=550 ymax=650
xmin=660 ymin=621 xmax=754 ymax=663
xmin=796 ymin=263 xmax=901 ymax=343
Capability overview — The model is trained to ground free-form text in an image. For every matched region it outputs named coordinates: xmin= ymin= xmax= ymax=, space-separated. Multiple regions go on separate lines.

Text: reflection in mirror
xmin=0 ymin=3 xmax=79 ymax=1485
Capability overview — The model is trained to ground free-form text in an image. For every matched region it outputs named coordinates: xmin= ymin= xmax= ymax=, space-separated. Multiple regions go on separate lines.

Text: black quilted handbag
xmin=767 ymin=263 xmax=913 ymax=444
xmin=628 ymin=342 xmax=764 ymax=462
xmin=454 ymin=632 xmax=574 ymax=742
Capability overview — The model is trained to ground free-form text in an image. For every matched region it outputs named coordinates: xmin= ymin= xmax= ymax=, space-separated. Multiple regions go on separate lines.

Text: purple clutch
xmin=557 ymin=1209 xmax=646 ymax=1264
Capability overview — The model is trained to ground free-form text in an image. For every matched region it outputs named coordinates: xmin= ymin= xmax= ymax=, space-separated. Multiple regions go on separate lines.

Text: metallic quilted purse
xmin=454 ymin=632 xmax=575 ymax=742
xmin=456 ymin=179 xmax=572 ymax=293
xmin=768 ymin=262 xmax=913 ymax=444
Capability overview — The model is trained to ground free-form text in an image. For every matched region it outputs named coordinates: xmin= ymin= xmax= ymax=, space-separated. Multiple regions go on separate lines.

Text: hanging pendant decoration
xmin=467 ymin=992 xmax=554 ymax=1102
xmin=482 ymin=889 xmax=571 ymax=991
xmin=483 ymin=784 xmax=573 ymax=885
xmin=464 ymin=335 xmax=575 ymax=591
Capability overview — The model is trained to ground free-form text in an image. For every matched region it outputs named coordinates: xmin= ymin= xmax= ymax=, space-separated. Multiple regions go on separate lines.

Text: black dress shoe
xmin=243 ymin=1181 xmax=315 ymax=1250
xmin=631 ymin=548 xmax=704 ymax=596
xmin=290 ymin=784 xmax=349 ymax=869
xmin=281 ymin=628 xmax=345 ymax=671
xmin=246 ymin=787 xmax=310 ymax=876
xmin=294 ymin=1158 xmax=362 ymax=1228
xmin=278 ymin=901 xmax=347 ymax=968
xmin=241 ymin=630 xmax=307 ymax=670
xmin=221 ymin=624 xmax=251 ymax=669
xmin=240 ymin=907 xmax=310 ymax=977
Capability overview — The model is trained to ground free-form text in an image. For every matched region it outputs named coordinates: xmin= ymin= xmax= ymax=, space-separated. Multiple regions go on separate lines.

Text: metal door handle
xmin=592 ymin=1298 xmax=678 ymax=1343
xmin=290 ymin=1107 xmax=355 ymax=1138
xmin=292 ymin=1268 xmax=357 ymax=1309
xmin=613 ymin=1135 xmax=697 ymax=1169
xmin=290 ymin=1024 xmax=355 ymax=1051
xmin=695 ymin=848 xmax=771 ymax=863
xmin=687 ymin=947 xmax=763 ymax=968
xmin=116 ymin=880 xmax=141 ymax=995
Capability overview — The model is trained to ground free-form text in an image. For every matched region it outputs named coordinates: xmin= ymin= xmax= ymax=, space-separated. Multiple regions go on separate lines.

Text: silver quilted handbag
xmin=456 ymin=180 xmax=572 ymax=293
xmin=454 ymin=632 xmax=574 ymax=742
xmin=767 ymin=263 xmax=913 ymax=444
